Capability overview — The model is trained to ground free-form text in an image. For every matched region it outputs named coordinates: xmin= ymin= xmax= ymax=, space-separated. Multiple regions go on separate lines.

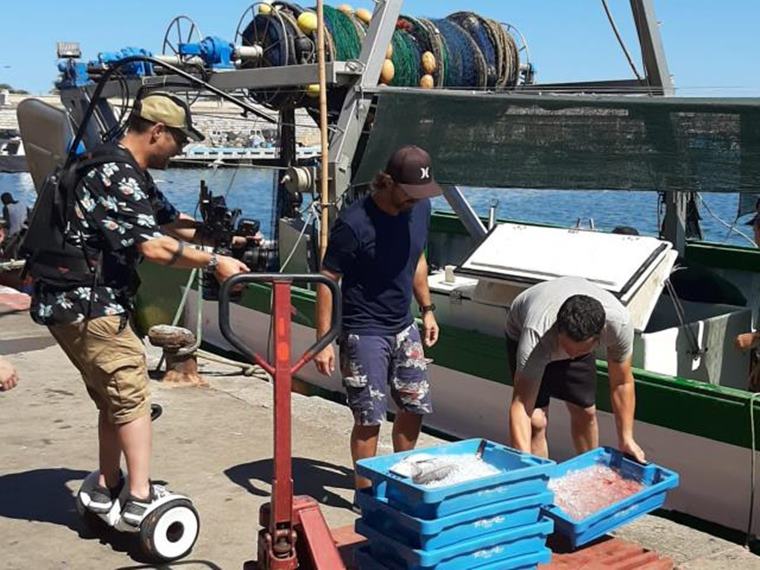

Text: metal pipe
xmin=442 ymin=185 xmax=487 ymax=240
xmin=235 ymin=45 xmax=263 ymax=61
xmin=629 ymin=0 xmax=674 ymax=96
xmin=153 ymin=54 xmax=182 ymax=66
xmin=487 ymin=199 xmax=499 ymax=230
xmin=316 ymin=0 xmax=330 ymax=261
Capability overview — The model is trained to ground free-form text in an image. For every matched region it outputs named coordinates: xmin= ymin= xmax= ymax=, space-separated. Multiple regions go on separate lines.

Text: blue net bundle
xmin=448 ymin=12 xmax=498 ymax=87
xmin=430 ymin=18 xmax=487 ymax=88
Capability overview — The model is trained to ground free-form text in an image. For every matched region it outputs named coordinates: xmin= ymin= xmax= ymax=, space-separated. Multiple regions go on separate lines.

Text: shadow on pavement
xmin=0 ymin=467 xmax=192 ymax=564
xmin=225 ymin=456 xmax=355 ymax=511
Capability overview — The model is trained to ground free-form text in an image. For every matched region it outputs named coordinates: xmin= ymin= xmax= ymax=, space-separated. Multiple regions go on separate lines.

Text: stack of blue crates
xmin=353 ymin=439 xmax=556 ymax=570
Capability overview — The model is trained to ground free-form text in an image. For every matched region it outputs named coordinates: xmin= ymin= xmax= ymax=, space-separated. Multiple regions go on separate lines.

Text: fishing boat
xmin=16 ymin=0 xmax=760 ymax=543
xmin=172 ymin=141 xmax=321 ymax=167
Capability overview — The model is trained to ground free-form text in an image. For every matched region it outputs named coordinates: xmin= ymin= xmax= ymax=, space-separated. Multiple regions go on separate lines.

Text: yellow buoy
xmin=258 ymin=3 xmax=272 ymax=14
xmin=355 ymin=8 xmax=372 ymax=24
xmin=420 ymin=74 xmax=435 ymax=89
xmin=385 ymin=43 xmax=393 ymax=60
xmin=380 ymin=59 xmax=395 ymax=84
xmin=337 ymin=4 xmax=353 ymax=15
xmin=421 ymin=51 xmax=437 ymax=74
xmin=297 ymin=11 xmax=318 ymax=34
xmin=305 ymin=83 xmax=320 ymax=98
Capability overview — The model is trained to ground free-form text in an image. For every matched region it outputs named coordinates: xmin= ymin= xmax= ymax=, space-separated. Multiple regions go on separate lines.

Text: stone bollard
xmin=148 ymin=325 xmax=208 ymax=387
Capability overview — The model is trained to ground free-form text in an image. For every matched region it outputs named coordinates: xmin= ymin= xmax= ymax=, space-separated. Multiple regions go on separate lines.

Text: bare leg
xmin=530 ymin=406 xmax=550 ymax=458
xmin=351 ymin=424 xmax=381 ymax=490
xmin=116 ymin=414 xmax=152 ymax=499
xmin=97 ymin=412 xmax=122 ymax=489
xmin=566 ymin=402 xmax=598 ymax=454
xmin=392 ymin=410 xmax=423 ymax=453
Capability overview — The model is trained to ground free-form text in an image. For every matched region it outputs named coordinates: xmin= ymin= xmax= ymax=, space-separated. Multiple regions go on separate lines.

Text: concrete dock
xmin=1 ymin=304 xmax=759 ymax=569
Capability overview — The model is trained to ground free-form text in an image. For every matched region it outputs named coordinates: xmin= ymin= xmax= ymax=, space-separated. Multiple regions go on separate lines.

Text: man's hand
xmin=231 ymin=232 xmax=263 ymax=249
xmin=0 ymin=357 xmax=19 ymax=391
xmin=213 ymin=255 xmax=250 ymax=283
xmin=619 ymin=437 xmax=646 ymax=463
xmin=736 ymin=332 xmax=758 ymax=351
xmin=315 ymin=269 xmax=340 ymax=377
xmin=422 ymin=312 xmax=439 ymax=347
xmin=315 ymin=344 xmax=335 ymax=376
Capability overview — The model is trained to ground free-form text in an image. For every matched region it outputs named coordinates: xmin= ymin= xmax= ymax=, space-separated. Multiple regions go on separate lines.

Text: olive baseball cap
xmin=385 ymin=145 xmax=442 ymax=199
xmin=134 ymin=92 xmax=204 ymax=142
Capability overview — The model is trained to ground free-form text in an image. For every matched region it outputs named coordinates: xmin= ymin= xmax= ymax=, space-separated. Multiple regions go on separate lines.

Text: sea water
xmin=1 ymin=169 xmax=754 ymax=247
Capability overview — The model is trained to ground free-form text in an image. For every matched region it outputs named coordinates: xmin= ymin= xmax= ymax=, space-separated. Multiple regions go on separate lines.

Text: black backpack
xmin=19 ymin=144 xmax=146 ymax=289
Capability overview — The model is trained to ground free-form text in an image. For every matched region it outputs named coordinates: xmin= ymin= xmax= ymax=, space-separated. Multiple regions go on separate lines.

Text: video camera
xmin=198 ymin=180 xmax=276 ymax=300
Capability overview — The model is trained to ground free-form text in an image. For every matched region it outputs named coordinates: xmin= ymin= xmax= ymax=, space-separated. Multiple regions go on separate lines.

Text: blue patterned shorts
xmin=338 ymin=323 xmax=433 ymax=426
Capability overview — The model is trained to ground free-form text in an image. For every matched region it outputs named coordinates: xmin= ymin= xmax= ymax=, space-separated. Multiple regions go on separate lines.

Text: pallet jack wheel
xmin=139 ymin=498 xmax=200 ymax=562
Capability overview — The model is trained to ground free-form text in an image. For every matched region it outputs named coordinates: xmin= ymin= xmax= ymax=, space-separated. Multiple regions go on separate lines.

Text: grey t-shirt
xmin=505 ymin=276 xmax=633 ymax=382
xmin=3 ymin=201 xmax=26 ymax=236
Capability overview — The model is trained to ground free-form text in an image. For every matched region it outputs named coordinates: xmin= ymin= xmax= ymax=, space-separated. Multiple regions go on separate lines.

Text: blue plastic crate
xmin=354 ymin=544 xmax=552 ymax=570
xmin=358 ymin=487 xmax=553 ymax=550
xmin=355 ymin=439 xmax=555 ymax=519
xmin=356 ymin=517 xmax=554 ymax=570
xmin=542 ymin=446 xmax=679 ymax=549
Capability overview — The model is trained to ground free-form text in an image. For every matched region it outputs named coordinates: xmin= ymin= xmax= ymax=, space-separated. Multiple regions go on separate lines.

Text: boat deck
xmin=1 ymin=300 xmax=758 ymax=569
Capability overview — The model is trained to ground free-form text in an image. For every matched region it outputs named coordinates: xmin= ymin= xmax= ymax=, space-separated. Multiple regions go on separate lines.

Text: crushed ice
xmin=548 ymin=465 xmax=644 ymax=520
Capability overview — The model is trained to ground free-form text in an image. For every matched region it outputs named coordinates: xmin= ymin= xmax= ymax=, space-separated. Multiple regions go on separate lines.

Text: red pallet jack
xmin=219 ymin=273 xmax=346 ymax=570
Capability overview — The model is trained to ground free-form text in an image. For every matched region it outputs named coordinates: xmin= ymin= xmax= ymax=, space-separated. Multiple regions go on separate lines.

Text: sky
xmin=0 ymin=1 xmax=759 ymax=96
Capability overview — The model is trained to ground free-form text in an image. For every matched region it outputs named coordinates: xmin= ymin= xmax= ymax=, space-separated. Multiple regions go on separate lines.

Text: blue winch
xmin=56 ymin=60 xmax=90 ymax=89
xmin=178 ymin=36 xmax=236 ymax=69
xmin=94 ymin=47 xmax=155 ymax=77
xmin=56 ymin=46 xmax=155 ymax=88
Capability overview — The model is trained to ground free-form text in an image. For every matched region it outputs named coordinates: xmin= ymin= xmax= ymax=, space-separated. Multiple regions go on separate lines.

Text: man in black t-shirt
xmin=29 ymin=93 xmax=249 ymax=527
xmin=315 ymin=146 xmax=442 ymax=494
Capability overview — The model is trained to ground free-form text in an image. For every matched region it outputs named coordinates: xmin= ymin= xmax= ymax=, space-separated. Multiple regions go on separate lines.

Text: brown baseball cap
xmin=135 ymin=92 xmax=204 ymax=142
xmin=385 ymin=145 xmax=442 ymax=199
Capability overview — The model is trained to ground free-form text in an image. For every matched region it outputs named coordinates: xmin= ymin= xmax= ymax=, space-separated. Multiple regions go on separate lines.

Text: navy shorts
xmin=338 ymin=323 xmax=433 ymax=426
xmin=506 ymin=336 xmax=597 ymax=409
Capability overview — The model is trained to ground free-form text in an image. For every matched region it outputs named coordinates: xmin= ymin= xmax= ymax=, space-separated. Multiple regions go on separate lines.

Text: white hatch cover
xmin=456 ymin=223 xmax=677 ymax=331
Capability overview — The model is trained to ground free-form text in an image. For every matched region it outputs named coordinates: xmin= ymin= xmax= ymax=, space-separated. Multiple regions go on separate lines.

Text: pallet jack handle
xmin=219 ymin=273 xmax=346 ymax=570
xmin=218 ymin=273 xmax=342 ymax=376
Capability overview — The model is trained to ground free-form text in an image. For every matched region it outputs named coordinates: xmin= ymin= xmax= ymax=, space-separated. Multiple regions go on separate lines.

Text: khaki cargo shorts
xmin=49 ymin=315 xmax=150 ymax=424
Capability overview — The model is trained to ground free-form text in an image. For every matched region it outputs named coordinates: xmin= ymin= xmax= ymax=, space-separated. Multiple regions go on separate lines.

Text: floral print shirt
xmin=30 ymin=146 xmax=178 ymax=325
